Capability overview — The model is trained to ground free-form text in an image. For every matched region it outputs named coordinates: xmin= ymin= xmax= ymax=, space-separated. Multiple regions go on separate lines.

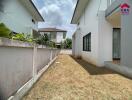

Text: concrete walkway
xmin=23 ymin=55 xmax=132 ymax=100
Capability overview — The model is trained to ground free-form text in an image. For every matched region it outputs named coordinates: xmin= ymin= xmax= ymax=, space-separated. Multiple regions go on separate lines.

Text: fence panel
xmin=36 ymin=48 xmax=51 ymax=73
xmin=0 ymin=47 xmax=33 ymax=100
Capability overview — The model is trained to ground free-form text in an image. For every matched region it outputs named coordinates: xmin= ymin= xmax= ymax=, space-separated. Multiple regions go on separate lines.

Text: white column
xmin=50 ymin=49 xmax=53 ymax=61
xmin=33 ymin=45 xmax=37 ymax=77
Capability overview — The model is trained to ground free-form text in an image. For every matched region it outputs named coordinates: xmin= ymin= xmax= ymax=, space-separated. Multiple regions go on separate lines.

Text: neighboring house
xmin=39 ymin=28 xmax=67 ymax=47
xmin=0 ymin=0 xmax=44 ymax=35
xmin=72 ymin=0 xmax=132 ymax=77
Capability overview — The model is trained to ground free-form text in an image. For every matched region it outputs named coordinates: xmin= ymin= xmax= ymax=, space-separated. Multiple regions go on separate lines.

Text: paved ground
xmin=23 ymin=55 xmax=132 ymax=100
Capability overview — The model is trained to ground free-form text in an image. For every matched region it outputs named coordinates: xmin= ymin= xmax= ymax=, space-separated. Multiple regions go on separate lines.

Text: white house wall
xmin=40 ymin=32 xmax=50 ymax=35
xmin=98 ymin=11 xmax=113 ymax=66
xmin=72 ymin=30 xmax=82 ymax=58
xmin=74 ymin=0 xmax=111 ymax=66
xmin=0 ymin=0 xmax=38 ymax=34
xmin=79 ymin=0 xmax=98 ymax=65
xmin=121 ymin=0 xmax=132 ymax=69
xmin=56 ymin=32 xmax=64 ymax=43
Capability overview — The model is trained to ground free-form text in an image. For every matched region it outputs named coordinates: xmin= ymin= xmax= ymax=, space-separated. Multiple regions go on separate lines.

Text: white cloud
xmin=40 ymin=4 xmax=63 ymax=25
xmin=33 ymin=0 xmax=77 ymax=38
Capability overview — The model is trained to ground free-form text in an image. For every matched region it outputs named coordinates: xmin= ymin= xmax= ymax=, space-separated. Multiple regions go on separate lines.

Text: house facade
xmin=39 ymin=28 xmax=67 ymax=47
xmin=0 ymin=0 xmax=44 ymax=35
xmin=72 ymin=0 xmax=132 ymax=78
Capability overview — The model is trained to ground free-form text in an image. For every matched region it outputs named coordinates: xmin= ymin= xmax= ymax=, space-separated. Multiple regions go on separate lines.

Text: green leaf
xmin=0 ymin=23 xmax=11 ymax=38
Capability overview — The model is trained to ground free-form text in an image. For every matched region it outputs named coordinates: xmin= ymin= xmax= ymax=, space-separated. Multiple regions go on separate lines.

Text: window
xmin=83 ymin=33 xmax=91 ymax=51
xmin=50 ymin=32 xmax=56 ymax=39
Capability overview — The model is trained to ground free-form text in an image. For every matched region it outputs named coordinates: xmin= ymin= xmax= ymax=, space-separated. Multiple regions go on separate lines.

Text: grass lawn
xmin=23 ymin=55 xmax=132 ymax=100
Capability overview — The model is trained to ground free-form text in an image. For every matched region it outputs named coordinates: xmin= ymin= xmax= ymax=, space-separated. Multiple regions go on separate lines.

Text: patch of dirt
xmin=23 ymin=55 xmax=132 ymax=100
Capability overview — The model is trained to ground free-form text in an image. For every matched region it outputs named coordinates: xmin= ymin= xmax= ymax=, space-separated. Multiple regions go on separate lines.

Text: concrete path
xmin=23 ymin=55 xmax=132 ymax=100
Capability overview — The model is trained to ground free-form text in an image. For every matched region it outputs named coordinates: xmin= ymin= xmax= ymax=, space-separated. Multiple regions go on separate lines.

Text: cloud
xmin=58 ymin=24 xmax=77 ymax=38
xmin=33 ymin=0 xmax=77 ymax=38
xmin=40 ymin=4 xmax=63 ymax=25
xmin=33 ymin=0 xmax=76 ymax=26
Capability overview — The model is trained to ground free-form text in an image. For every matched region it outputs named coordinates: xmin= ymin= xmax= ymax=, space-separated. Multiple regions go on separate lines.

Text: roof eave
xmin=71 ymin=0 xmax=89 ymax=24
xmin=39 ymin=31 xmax=67 ymax=32
xmin=20 ymin=0 xmax=44 ymax=22
xmin=29 ymin=0 xmax=44 ymax=22
xmin=38 ymin=28 xmax=67 ymax=32
xmin=71 ymin=0 xmax=79 ymax=24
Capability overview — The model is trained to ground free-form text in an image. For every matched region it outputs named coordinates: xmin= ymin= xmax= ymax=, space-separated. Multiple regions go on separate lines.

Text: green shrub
xmin=35 ymin=34 xmax=49 ymax=45
xmin=25 ymin=34 xmax=34 ymax=43
xmin=48 ymin=41 xmax=56 ymax=48
xmin=11 ymin=33 xmax=34 ymax=43
xmin=0 ymin=23 xmax=11 ymax=38
xmin=11 ymin=33 xmax=26 ymax=41
xmin=0 ymin=23 xmax=56 ymax=48
xmin=61 ymin=38 xmax=72 ymax=49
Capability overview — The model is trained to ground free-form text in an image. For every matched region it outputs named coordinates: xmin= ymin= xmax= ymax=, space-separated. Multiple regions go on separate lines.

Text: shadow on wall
xmin=0 ymin=0 xmax=6 ymax=12
xmin=70 ymin=55 xmax=116 ymax=75
xmin=0 ymin=91 xmax=5 ymax=100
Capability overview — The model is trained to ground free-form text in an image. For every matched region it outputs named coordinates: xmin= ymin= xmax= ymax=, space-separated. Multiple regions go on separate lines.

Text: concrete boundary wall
xmin=36 ymin=49 xmax=51 ymax=73
xmin=0 ymin=38 xmax=60 ymax=100
xmin=9 ymin=56 xmax=58 ymax=100
xmin=60 ymin=49 xmax=72 ymax=55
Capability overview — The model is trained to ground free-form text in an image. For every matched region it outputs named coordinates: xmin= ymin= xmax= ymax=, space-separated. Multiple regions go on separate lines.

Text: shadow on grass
xmin=70 ymin=55 xmax=116 ymax=75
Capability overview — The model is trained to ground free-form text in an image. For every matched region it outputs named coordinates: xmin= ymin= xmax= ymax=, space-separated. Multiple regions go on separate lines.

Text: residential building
xmin=0 ymin=0 xmax=44 ymax=35
xmin=39 ymin=28 xmax=67 ymax=47
xmin=72 ymin=0 xmax=132 ymax=77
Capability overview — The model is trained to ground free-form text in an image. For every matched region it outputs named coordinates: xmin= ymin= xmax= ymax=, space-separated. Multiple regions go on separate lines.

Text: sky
xmin=33 ymin=0 xmax=77 ymax=38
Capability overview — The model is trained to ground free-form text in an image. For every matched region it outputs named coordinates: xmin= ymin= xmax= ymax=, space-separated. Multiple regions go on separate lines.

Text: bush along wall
xmin=0 ymin=23 xmax=11 ymax=38
xmin=0 ymin=23 xmax=56 ymax=48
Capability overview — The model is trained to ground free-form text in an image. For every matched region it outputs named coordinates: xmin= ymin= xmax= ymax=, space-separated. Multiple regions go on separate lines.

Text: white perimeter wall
xmin=0 ymin=0 xmax=38 ymax=34
xmin=0 ymin=38 xmax=60 ymax=100
xmin=0 ymin=47 xmax=33 ymax=100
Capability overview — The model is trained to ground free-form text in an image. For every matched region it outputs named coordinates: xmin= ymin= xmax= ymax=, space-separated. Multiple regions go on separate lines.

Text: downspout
xmin=97 ymin=0 xmax=102 ymax=16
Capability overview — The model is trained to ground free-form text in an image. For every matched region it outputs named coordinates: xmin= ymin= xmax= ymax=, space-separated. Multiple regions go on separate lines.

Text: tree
xmin=61 ymin=38 xmax=72 ymax=49
xmin=0 ymin=23 xmax=11 ymax=38
xmin=36 ymin=34 xmax=49 ymax=46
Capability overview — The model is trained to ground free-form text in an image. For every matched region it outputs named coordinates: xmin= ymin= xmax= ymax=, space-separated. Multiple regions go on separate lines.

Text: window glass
xmin=83 ymin=33 xmax=91 ymax=51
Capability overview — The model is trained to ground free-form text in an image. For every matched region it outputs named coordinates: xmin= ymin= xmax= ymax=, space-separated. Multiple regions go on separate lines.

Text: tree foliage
xmin=36 ymin=34 xmax=49 ymax=45
xmin=0 ymin=23 xmax=11 ymax=38
xmin=0 ymin=22 xmax=56 ymax=48
xmin=61 ymin=38 xmax=72 ymax=49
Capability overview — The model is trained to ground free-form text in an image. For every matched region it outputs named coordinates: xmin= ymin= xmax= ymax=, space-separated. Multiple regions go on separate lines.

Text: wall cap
xmin=0 ymin=37 xmax=58 ymax=50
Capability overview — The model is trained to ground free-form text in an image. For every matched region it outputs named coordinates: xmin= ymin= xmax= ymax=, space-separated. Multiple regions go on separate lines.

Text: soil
xmin=23 ymin=55 xmax=132 ymax=100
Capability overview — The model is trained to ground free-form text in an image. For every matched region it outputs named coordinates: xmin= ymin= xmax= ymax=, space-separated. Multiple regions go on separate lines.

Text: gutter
xmin=39 ymin=31 xmax=67 ymax=32
xmin=105 ymin=5 xmax=120 ymax=17
xmin=29 ymin=0 xmax=44 ymax=21
xmin=71 ymin=0 xmax=79 ymax=24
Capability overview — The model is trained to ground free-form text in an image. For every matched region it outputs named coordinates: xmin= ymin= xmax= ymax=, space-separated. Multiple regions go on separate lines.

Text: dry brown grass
xmin=23 ymin=55 xmax=132 ymax=100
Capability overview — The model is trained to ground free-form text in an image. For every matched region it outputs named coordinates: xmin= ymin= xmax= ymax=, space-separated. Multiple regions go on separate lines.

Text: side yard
xmin=23 ymin=55 xmax=132 ymax=100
